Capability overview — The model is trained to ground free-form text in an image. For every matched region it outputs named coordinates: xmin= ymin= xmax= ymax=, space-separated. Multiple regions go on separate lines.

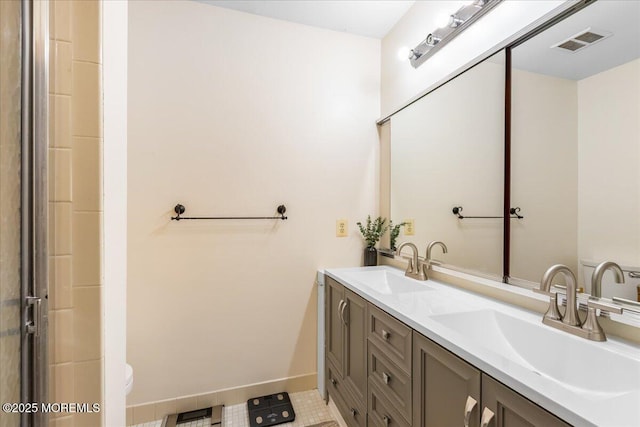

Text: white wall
xmin=509 ymin=59 xmax=640 ymax=287
xmin=381 ymin=0 xmax=567 ymax=116
xmin=390 ymin=57 xmax=504 ymax=277
xmin=103 ymin=1 xmax=128 ymax=424
xmin=510 ymin=69 xmax=578 ymax=283
xmin=127 ymin=1 xmax=380 ymax=405
xmin=578 ymin=59 xmax=640 ymax=269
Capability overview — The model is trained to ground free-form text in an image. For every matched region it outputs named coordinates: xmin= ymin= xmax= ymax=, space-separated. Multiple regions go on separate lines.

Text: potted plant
xmin=357 ymin=215 xmax=388 ymax=266
xmin=388 ymin=220 xmax=407 ymax=251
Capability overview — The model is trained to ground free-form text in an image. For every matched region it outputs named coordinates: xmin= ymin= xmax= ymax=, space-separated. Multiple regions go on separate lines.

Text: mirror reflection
xmin=510 ymin=0 xmax=640 ymax=302
xmin=390 ymin=51 xmax=505 ymax=278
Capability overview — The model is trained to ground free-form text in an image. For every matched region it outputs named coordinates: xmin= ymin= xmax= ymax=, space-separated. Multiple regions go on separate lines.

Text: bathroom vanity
xmin=325 ymin=1 xmax=640 ymax=425
xmin=323 ymin=266 xmax=640 ymax=427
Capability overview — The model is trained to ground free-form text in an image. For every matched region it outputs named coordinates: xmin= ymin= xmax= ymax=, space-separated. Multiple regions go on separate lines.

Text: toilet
xmin=581 ymin=259 xmax=640 ymax=301
xmin=125 ymin=364 xmax=134 ymax=395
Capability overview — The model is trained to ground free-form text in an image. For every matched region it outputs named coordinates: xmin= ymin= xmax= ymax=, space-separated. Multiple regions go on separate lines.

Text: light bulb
xmin=426 ymin=33 xmax=441 ymax=46
xmin=449 ymin=14 xmax=464 ymax=28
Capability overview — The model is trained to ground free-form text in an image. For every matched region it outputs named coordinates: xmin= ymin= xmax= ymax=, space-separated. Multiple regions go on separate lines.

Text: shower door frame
xmin=20 ymin=0 xmax=49 ymax=425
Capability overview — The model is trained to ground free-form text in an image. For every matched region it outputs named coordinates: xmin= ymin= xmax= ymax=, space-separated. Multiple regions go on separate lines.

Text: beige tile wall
xmin=48 ymin=1 xmax=104 ymax=426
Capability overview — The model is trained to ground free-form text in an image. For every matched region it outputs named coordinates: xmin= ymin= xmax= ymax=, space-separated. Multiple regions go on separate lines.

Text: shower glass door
xmin=0 ymin=1 xmax=24 ymax=424
xmin=1 ymin=1 xmax=48 ymax=426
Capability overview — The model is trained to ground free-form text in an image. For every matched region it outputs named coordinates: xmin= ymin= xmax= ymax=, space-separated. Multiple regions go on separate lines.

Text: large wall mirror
xmin=386 ymin=0 xmax=640 ymax=308
xmin=509 ymin=0 xmax=640 ymax=303
xmin=389 ymin=51 xmax=505 ymax=279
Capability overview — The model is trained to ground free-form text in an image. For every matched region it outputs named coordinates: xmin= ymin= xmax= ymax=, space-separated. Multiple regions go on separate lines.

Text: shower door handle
xmin=26 ymin=296 xmax=42 ymax=337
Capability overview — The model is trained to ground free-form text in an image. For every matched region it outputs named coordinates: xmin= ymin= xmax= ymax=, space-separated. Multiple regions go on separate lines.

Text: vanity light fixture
xmin=409 ymin=0 xmax=503 ymax=68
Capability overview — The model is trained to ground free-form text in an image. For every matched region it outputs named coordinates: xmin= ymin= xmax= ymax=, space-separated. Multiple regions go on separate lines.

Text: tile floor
xmin=131 ymin=390 xmax=333 ymax=427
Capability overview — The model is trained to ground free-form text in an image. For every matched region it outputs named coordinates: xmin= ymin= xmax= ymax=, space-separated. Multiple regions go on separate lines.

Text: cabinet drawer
xmin=328 ymin=362 xmax=366 ymax=427
xmin=368 ymin=380 xmax=411 ymax=427
xmin=368 ymin=303 xmax=412 ymax=374
xmin=368 ymin=341 xmax=412 ymax=424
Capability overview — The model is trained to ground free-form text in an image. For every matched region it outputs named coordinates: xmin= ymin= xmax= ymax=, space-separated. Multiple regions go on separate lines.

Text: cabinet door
xmin=328 ymin=362 xmax=366 ymax=427
xmin=413 ymin=331 xmax=481 ymax=427
xmin=343 ymin=288 xmax=367 ymax=407
xmin=480 ymin=374 xmax=570 ymax=427
xmin=326 ymin=277 xmax=345 ymax=375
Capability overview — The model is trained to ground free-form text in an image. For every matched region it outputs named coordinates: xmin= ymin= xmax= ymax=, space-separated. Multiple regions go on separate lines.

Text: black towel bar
xmin=452 ymin=206 xmax=523 ymax=219
xmin=171 ymin=204 xmax=288 ymax=221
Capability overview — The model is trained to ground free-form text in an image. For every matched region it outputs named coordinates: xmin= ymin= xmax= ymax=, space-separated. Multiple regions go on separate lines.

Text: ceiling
xmin=512 ymin=0 xmax=640 ymax=81
xmin=194 ymin=0 xmax=415 ymax=39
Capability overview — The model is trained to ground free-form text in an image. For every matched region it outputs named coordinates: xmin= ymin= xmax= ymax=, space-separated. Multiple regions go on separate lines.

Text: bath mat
xmin=305 ymin=421 xmax=339 ymax=427
xmin=247 ymin=392 xmax=296 ymax=427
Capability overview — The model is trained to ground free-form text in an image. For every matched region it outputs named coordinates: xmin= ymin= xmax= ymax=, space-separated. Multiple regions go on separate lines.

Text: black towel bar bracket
xmin=171 ymin=204 xmax=288 ymax=221
xmin=452 ymin=206 xmax=523 ymax=220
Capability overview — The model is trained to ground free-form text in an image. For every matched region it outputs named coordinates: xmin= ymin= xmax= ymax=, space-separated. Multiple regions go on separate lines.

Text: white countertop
xmin=325 ymin=265 xmax=640 ymax=427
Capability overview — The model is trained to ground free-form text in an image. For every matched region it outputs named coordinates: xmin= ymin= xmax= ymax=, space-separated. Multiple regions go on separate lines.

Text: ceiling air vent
xmin=551 ymin=27 xmax=612 ymax=53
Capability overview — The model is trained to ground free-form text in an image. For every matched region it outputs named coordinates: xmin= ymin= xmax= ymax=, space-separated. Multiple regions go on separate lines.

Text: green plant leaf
xmin=357 ymin=215 xmax=388 ymax=248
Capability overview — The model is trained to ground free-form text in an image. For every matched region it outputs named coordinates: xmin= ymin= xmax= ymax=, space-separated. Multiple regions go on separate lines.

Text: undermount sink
xmin=340 ymin=269 xmax=433 ymax=295
xmin=430 ymin=309 xmax=640 ymax=396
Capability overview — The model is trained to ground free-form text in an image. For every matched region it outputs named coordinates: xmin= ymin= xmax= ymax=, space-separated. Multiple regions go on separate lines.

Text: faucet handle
xmin=587 ymin=298 xmax=623 ymax=315
xmin=533 ymin=288 xmax=563 ymax=321
xmin=583 ymin=298 xmax=622 ymax=342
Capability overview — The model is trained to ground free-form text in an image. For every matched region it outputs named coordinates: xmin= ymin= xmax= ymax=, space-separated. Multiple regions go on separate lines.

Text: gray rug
xmin=306 ymin=421 xmax=339 ymax=427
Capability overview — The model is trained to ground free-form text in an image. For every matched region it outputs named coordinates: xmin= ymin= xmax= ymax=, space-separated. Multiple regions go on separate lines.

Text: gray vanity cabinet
xmin=412 ymin=330 xmax=570 ymax=427
xmin=325 ymin=277 xmax=367 ymax=427
xmin=413 ymin=331 xmax=481 ymax=427
xmin=325 ymin=277 xmax=572 ymax=427
xmin=481 ymin=375 xmax=570 ymax=427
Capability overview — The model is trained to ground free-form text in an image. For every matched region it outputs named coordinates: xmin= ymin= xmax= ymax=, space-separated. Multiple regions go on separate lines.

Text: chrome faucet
xmin=591 ymin=261 xmax=625 ymax=298
xmin=536 ymin=263 xmax=623 ymax=341
xmin=536 ymin=264 xmax=580 ymax=326
xmin=582 ymin=261 xmax=625 ymax=341
xmin=396 ymin=242 xmax=427 ymax=281
xmin=425 ymin=241 xmax=447 ymax=268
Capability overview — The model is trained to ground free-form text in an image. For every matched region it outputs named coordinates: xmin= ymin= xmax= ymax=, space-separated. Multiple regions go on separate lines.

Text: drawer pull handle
xmin=382 ymin=415 xmax=390 ymax=427
xmin=338 ymin=300 xmax=345 ymax=324
xmin=463 ymin=396 xmax=477 ymax=427
xmin=480 ymin=407 xmax=495 ymax=427
xmin=350 ymin=408 xmax=357 ymax=417
xmin=382 ymin=372 xmax=391 ymax=384
xmin=330 ymin=378 xmax=337 ymax=386
xmin=382 ymin=329 xmax=391 ymax=340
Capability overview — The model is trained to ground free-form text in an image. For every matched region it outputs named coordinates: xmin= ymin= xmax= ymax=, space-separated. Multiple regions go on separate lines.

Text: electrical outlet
xmin=336 ymin=219 xmax=348 ymax=237
xmin=404 ymin=219 xmax=415 ymax=236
